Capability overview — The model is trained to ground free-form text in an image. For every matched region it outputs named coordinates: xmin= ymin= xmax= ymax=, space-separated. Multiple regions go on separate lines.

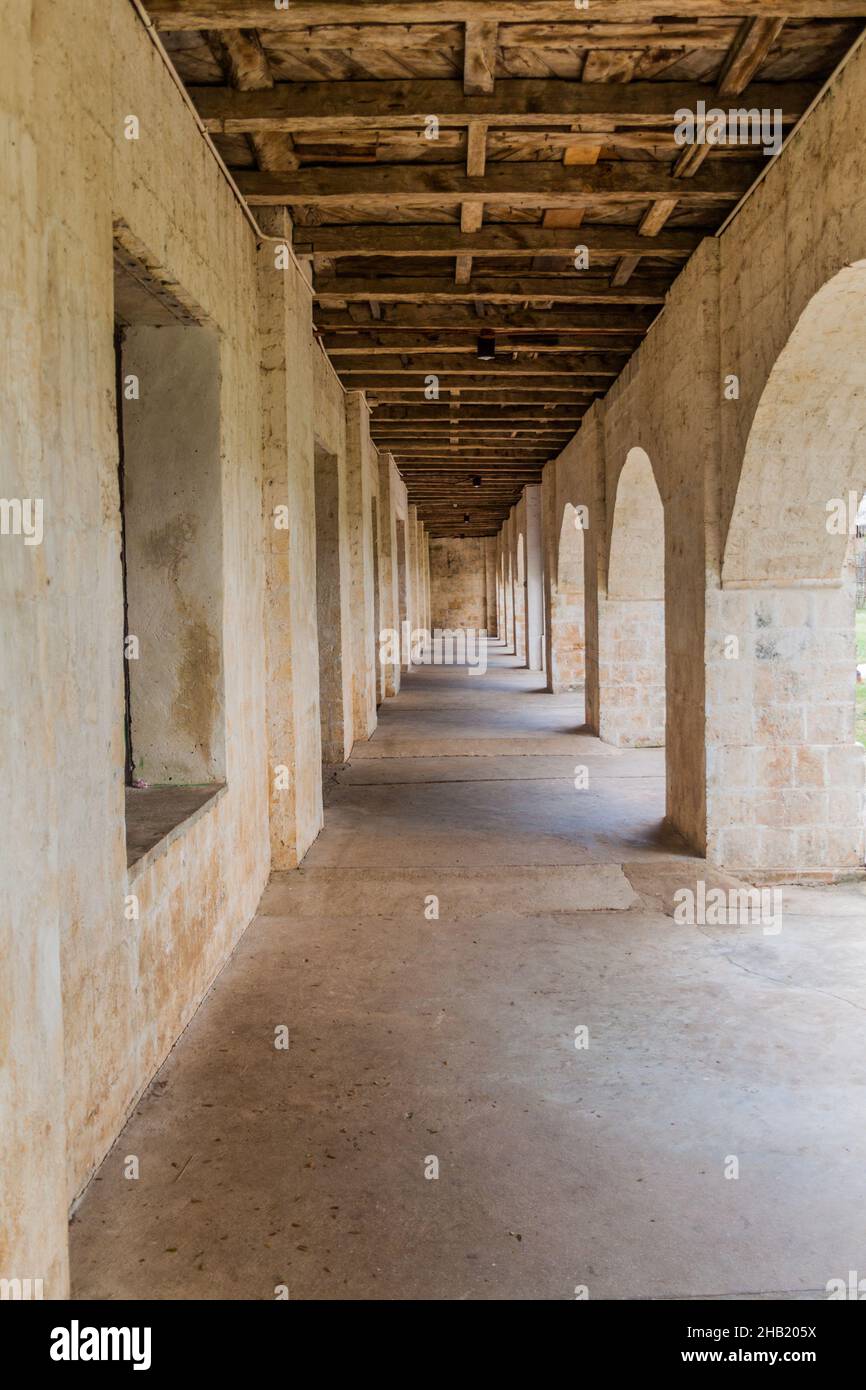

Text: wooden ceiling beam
xmin=239 ymin=160 xmax=761 ymax=207
xmin=316 ymin=306 xmax=657 ymax=331
xmin=316 ymin=278 xmax=668 ymax=304
xmin=155 ymin=22 xmax=755 ymax=51
xmin=371 ymin=409 xmax=583 ymax=420
xmin=150 ymin=3 xmax=866 ymax=30
xmin=400 ymin=468 xmax=548 ymax=475
xmin=367 ymin=390 xmax=592 ymax=402
xmin=194 ymin=80 xmax=812 ymax=133
xmin=336 ymin=353 xmax=620 ymax=374
xmin=295 ymin=223 xmax=700 ymax=258
xmin=206 ymin=29 xmax=299 ymax=172
xmin=378 ymin=421 xmax=577 ymax=429
xmin=325 ymin=334 xmax=638 ymax=353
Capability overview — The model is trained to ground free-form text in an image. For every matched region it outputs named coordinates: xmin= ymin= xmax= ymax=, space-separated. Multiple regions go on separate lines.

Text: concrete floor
xmin=71 ymin=644 xmax=866 ymax=1299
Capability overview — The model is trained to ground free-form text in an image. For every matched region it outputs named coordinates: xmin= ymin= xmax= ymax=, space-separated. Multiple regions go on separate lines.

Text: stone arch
xmin=707 ymin=263 xmax=866 ymax=875
xmin=608 ymin=447 xmax=664 ymax=601
xmin=723 ymin=261 xmax=866 ymax=589
xmin=598 ymin=447 xmax=665 ymax=747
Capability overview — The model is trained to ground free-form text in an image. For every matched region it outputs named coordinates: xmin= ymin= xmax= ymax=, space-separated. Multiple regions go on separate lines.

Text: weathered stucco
xmin=1 ymin=0 xmax=396 ymax=1295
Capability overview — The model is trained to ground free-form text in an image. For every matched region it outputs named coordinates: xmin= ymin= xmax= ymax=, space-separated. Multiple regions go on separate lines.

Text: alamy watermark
xmin=673 ymin=880 xmax=783 ymax=935
xmin=0 ymin=1277 xmax=43 ymax=1300
xmin=674 ymin=102 xmax=783 ymax=158
xmin=379 ymin=624 xmax=488 ymax=674
xmin=0 ymin=497 xmax=43 ymax=546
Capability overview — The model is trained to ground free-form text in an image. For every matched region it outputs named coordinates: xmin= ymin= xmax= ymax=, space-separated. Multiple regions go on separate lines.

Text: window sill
xmin=126 ymin=782 xmax=226 ymax=879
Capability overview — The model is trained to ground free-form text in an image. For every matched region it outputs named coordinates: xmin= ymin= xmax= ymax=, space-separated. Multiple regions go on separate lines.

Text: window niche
xmin=113 ymin=237 xmax=226 ymax=867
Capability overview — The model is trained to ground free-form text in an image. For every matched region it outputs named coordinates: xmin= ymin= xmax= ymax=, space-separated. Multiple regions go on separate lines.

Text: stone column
xmin=705 ymin=576 xmax=866 ymax=879
xmin=504 ymin=517 xmax=516 ymax=653
xmin=484 ymin=536 xmax=498 ymax=636
xmin=377 ymin=452 xmax=401 ymax=698
xmin=258 ymin=209 xmax=323 ymax=865
xmin=525 ymin=485 xmax=544 ymax=671
xmin=344 ymin=391 xmax=378 ymax=739
xmin=512 ymin=504 xmax=528 ymax=666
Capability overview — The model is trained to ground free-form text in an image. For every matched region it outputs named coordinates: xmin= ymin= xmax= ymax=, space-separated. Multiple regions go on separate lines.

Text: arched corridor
xmin=6 ymin=1 xmax=866 ymax=1319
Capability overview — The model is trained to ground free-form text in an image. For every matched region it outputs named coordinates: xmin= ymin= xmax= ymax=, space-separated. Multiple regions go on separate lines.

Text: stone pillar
xmin=705 ymin=576 xmax=866 ymax=879
xmin=504 ymin=520 xmax=516 ymax=653
xmin=484 ymin=536 xmax=498 ymax=636
xmin=545 ymin=490 xmax=586 ymax=693
xmin=525 ymin=485 xmax=544 ymax=672
xmin=377 ymin=451 xmax=400 ymax=698
xmin=344 ymin=391 xmax=377 ymax=739
xmin=407 ymin=504 xmax=421 ymax=635
xmin=512 ymin=507 xmax=528 ymax=666
xmin=421 ymin=522 xmax=432 ymax=632
xmin=258 ymin=209 xmax=323 ymax=865
xmin=496 ymin=534 xmax=506 ymax=643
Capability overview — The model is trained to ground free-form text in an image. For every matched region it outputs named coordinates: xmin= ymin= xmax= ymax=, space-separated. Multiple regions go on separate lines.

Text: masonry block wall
xmin=430 ymin=537 xmax=487 ymax=630
xmin=706 ymin=579 xmax=865 ymax=875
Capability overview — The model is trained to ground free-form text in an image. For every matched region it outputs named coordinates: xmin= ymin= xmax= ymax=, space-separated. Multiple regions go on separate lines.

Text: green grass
xmin=857 ymin=611 xmax=866 ymax=747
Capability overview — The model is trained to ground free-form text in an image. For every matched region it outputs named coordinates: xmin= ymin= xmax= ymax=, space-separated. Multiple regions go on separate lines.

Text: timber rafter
xmin=150 ymin=2 xmax=866 ymax=534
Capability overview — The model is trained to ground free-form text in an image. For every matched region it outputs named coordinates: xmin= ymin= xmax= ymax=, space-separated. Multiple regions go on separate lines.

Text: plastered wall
xmin=0 ymin=0 xmax=388 ymax=1294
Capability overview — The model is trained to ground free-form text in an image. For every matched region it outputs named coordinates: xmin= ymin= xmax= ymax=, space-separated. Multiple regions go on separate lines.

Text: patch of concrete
xmin=261 ymin=864 xmax=638 ymax=919
xmin=352 ymin=736 xmax=620 ymax=759
xmin=622 ymin=859 xmax=760 ymax=919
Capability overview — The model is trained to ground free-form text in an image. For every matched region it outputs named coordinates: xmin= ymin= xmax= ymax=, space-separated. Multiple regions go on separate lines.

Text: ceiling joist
xmin=150 ymin=2 xmax=864 ymax=534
